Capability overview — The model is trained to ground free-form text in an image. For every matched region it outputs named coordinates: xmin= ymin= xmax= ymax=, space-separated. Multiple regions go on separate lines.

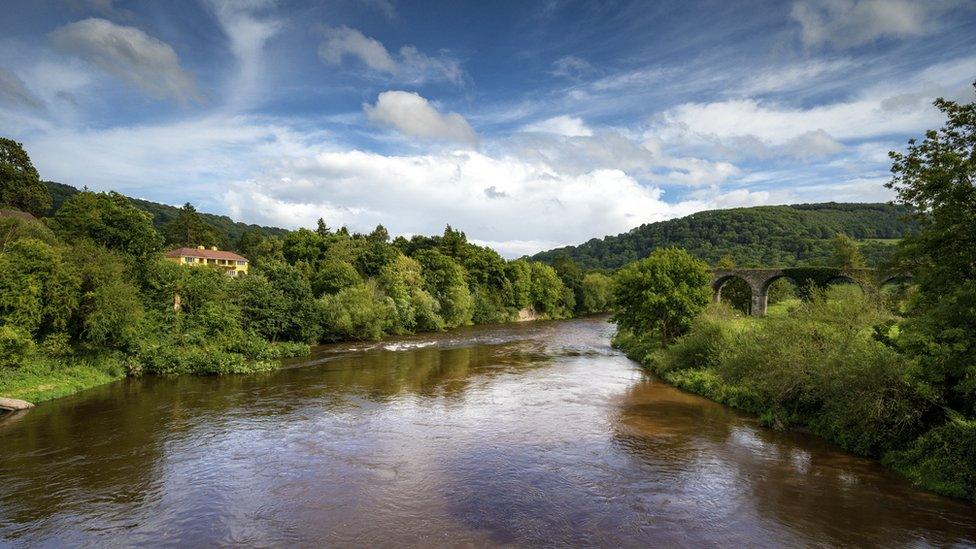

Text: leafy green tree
xmin=257 ymin=260 xmax=320 ymax=342
xmin=236 ymin=230 xmax=284 ymax=265
xmin=230 ymin=273 xmax=289 ymax=341
xmin=319 ymin=282 xmax=395 ymax=341
xmin=0 ymin=238 xmax=80 ymax=338
xmin=529 ymin=262 xmax=567 ymax=316
xmin=282 ymin=227 xmax=326 ymax=264
xmin=0 ymin=138 xmax=51 ymax=216
xmin=553 ymin=254 xmax=584 ymax=313
xmin=50 ymin=191 xmax=162 ymax=257
xmin=312 ymin=258 xmax=362 ymax=297
xmin=612 ymin=247 xmax=711 ymax=344
xmin=414 ymin=248 xmax=473 ymax=327
xmin=162 ymin=203 xmax=223 ymax=248
xmin=505 ymin=259 xmax=533 ymax=309
xmin=888 ymin=85 xmax=976 ymax=415
xmin=830 ymin=233 xmax=865 ymax=269
xmin=68 ymin=242 xmax=144 ymax=350
xmin=581 ymin=272 xmax=612 ymax=313
xmin=368 ymin=224 xmax=390 ymax=243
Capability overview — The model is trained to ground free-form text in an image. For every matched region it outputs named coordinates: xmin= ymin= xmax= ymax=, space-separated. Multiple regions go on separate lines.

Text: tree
xmin=529 ymin=262 xmax=568 ymax=316
xmin=581 ymin=272 xmax=612 ymax=313
xmin=50 ymin=191 xmax=163 ymax=257
xmin=888 ymin=85 xmax=976 ymax=415
xmin=414 ymin=248 xmax=473 ymax=328
xmin=315 ymin=217 xmax=332 ymax=237
xmin=368 ymin=224 xmax=390 ymax=243
xmin=612 ymin=247 xmax=711 ymax=344
xmin=0 ymin=138 xmax=52 ymax=216
xmin=162 ymin=203 xmax=222 ymax=248
xmin=553 ymin=254 xmax=584 ymax=313
xmin=830 ymin=234 xmax=865 ymax=269
xmin=311 ymin=258 xmax=362 ymax=297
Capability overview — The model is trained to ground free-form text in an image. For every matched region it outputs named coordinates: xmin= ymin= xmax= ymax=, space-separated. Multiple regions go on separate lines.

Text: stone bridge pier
xmin=710 ymin=269 xmax=785 ymax=317
xmin=709 ymin=268 xmax=906 ymax=316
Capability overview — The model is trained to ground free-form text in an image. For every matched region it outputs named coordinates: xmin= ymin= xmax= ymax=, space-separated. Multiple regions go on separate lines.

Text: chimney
xmin=210 ymin=246 xmax=218 ymax=251
xmin=197 ymin=245 xmax=205 ymax=250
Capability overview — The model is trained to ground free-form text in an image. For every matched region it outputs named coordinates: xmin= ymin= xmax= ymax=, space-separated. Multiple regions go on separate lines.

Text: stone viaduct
xmin=710 ymin=268 xmax=910 ymax=316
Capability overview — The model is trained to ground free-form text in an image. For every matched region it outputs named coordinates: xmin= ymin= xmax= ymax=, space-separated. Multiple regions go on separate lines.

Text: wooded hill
xmin=44 ymin=181 xmax=288 ymax=246
xmin=532 ymin=203 xmax=914 ymax=269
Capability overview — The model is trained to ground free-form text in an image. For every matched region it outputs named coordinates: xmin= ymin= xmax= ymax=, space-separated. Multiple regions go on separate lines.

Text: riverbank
xmin=0 ymin=310 xmax=573 ymax=406
xmin=612 ymin=290 xmax=976 ymax=502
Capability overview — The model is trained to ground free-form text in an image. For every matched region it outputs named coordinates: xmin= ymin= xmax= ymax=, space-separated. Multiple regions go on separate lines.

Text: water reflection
xmin=1 ymin=317 xmax=974 ymax=546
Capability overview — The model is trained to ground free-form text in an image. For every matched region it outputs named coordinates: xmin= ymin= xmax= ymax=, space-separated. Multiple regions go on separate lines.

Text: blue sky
xmin=1 ymin=0 xmax=974 ymax=256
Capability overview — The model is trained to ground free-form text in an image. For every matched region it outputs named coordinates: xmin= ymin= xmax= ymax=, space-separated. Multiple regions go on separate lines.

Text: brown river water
xmin=1 ymin=316 xmax=974 ymax=547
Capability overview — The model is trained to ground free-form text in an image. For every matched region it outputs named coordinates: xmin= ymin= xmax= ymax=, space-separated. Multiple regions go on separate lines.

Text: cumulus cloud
xmin=364 ymin=91 xmax=478 ymax=146
xmin=49 ymin=18 xmax=199 ymax=104
xmin=222 ymin=148 xmax=761 ymax=256
xmin=790 ymin=0 xmax=953 ymax=48
xmin=0 ymin=68 xmax=45 ymax=110
xmin=521 ymin=115 xmax=593 ymax=137
xmin=318 ymin=26 xmax=462 ymax=84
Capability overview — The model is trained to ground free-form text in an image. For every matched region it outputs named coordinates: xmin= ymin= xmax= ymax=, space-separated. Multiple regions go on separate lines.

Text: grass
xmin=0 ymin=355 xmax=126 ymax=403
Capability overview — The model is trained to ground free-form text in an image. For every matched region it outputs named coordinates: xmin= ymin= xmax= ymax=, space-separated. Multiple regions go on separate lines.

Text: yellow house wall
xmin=167 ymin=254 xmax=249 ymax=275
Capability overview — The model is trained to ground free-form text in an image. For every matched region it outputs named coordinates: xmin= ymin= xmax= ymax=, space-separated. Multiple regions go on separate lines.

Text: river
xmin=1 ymin=316 xmax=974 ymax=547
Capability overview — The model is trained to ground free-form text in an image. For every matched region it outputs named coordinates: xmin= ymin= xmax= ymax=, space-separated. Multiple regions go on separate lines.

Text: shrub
xmin=0 ymin=324 xmax=34 ymax=368
xmin=885 ymin=418 xmax=976 ymax=501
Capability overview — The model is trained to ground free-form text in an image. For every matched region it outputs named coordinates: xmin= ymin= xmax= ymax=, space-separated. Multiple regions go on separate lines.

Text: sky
xmin=1 ymin=0 xmax=974 ymax=257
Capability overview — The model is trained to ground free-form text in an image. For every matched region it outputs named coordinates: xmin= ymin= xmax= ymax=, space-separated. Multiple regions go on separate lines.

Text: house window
xmin=184 ymin=257 xmax=193 ymax=264
xmin=237 ymin=260 xmax=246 ymax=265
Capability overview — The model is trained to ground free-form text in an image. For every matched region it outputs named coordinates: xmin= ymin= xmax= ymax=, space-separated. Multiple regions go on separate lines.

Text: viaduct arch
xmin=710 ymin=268 xmax=910 ymax=316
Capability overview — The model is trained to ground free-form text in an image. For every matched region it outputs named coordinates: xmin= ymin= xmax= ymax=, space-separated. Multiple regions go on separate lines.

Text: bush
xmin=885 ymin=418 xmax=976 ymax=501
xmin=0 ymin=324 xmax=34 ymax=368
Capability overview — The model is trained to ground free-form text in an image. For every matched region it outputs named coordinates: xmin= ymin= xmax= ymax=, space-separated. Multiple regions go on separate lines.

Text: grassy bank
xmin=0 ymin=341 xmax=311 ymax=405
xmin=613 ymin=287 xmax=976 ymax=501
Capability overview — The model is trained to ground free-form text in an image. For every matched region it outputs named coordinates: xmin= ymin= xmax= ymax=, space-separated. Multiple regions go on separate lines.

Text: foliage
xmin=581 ymin=272 xmax=612 ymax=313
xmin=887 ymin=86 xmax=976 ymax=417
xmin=0 ymin=138 xmax=51 ymax=216
xmin=884 ymin=417 xmax=976 ymax=500
xmin=50 ymin=190 xmax=163 ymax=257
xmin=161 ymin=203 xmax=224 ymax=248
xmin=45 ymin=180 xmax=287 ymax=246
xmin=829 ymin=233 xmax=866 ymax=269
xmin=611 ymin=247 xmax=711 ymax=343
xmin=532 ymin=202 xmax=912 ymax=269
xmin=319 ymin=282 xmax=396 ymax=341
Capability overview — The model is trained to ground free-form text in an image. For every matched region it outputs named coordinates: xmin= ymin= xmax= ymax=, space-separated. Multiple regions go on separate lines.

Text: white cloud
xmin=790 ymin=0 xmax=952 ymax=49
xmin=737 ymin=58 xmax=856 ymax=95
xmin=49 ymin=18 xmax=200 ymax=104
xmin=206 ymin=0 xmax=281 ymax=111
xmin=0 ymin=68 xmax=45 ymax=110
xmin=318 ymin=26 xmax=462 ymax=84
xmin=521 ymin=115 xmax=593 ymax=137
xmin=551 ymin=56 xmax=594 ymax=79
xmin=319 ymin=25 xmax=397 ymax=73
xmin=364 ymin=90 xmax=477 ymax=146
xmin=222 ymin=148 xmax=764 ymax=257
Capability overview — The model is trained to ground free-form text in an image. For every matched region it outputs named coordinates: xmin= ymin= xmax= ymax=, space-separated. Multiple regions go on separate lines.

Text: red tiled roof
xmin=0 ymin=209 xmax=37 ymax=221
xmin=164 ymin=247 xmax=248 ymax=261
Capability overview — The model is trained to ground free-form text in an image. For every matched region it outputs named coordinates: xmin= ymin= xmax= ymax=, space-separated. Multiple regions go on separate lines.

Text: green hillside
xmin=44 ymin=181 xmax=288 ymax=245
xmin=532 ymin=203 xmax=914 ymax=269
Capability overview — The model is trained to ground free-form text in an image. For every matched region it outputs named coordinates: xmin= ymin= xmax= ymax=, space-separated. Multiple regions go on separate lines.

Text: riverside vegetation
xmin=0 ymin=138 xmax=612 ymax=403
xmin=611 ymin=88 xmax=976 ymax=501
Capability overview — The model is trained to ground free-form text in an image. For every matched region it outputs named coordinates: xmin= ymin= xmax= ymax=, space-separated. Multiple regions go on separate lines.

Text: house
xmin=164 ymin=245 xmax=249 ymax=276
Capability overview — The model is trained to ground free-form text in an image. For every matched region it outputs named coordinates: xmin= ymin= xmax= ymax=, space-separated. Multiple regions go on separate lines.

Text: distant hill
xmin=531 ymin=203 xmax=914 ymax=269
xmin=44 ymin=181 xmax=288 ymax=245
